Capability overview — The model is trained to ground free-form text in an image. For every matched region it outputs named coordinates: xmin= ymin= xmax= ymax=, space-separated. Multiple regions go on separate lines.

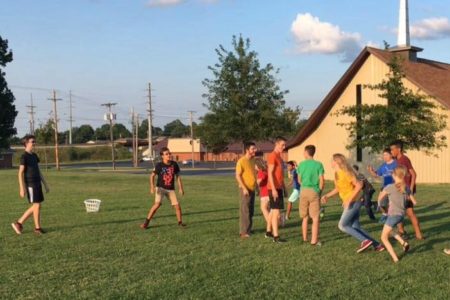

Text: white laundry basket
xmin=84 ymin=199 xmax=102 ymax=213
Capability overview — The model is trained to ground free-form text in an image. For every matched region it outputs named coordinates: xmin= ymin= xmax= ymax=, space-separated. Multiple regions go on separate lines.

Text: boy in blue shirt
xmin=285 ymin=161 xmax=300 ymax=220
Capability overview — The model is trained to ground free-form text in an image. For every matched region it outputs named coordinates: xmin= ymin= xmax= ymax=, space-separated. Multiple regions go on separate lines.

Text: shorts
xmin=384 ymin=215 xmax=404 ymax=228
xmin=154 ymin=187 xmax=179 ymax=205
xmin=405 ymin=199 xmax=414 ymax=209
xmin=299 ymin=188 xmax=320 ymax=218
xmin=26 ymin=182 xmax=44 ymax=203
xmin=260 ymin=196 xmax=270 ymax=202
xmin=269 ymin=189 xmax=284 ymax=210
xmin=288 ymin=188 xmax=300 ymax=203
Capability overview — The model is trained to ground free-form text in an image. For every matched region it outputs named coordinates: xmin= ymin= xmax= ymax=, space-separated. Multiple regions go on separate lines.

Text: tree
xmin=335 ymin=55 xmax=447 ymax=154
xmin=200 ymin=35 xmax=301 ymax=151
xmin=95 ymin=123 xmax=131 ymax=140
xmin=163 ymin=119 xmax=189 ymax=137
xmin=0 ymin=36 xmax=18 ymax=150
xmin=138 ymin=119 xmax=163 ymax=139
xmin=72 ymin=124 xmax=95 ymax=143
xmin=35 ymin=119 xmax=55 ymax=145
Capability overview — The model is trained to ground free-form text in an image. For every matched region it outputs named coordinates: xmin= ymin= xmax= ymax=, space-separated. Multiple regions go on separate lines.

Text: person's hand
xmin=150 ymin=186 xmax=155 ymax=194
xmin=367 ymin=165 xmax=374 ymax=172
xmin=179 ymin=188 xmax=185 ymax=196
xmin=19 ymin=188 xmax=25 ymax=198
xmin=44 ymin=184 xmax=50 ymax=193
xmin=242 ymin=187 xmax=249 ymax=197
xmin=411 ymin=198 xmax=417 ymax=206
xmin=321 ymin=195 xmax=328 ymax=204
xmin=272 ymin=189 xmax=279 ymax=200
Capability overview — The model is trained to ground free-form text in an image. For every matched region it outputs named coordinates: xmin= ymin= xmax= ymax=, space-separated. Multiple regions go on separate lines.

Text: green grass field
xmin=1 ymin=170 xmax=449 ymax=299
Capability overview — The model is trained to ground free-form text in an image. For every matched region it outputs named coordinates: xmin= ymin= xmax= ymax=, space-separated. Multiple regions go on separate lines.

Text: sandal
xmin=402 ymin=241 xmax=410 ymax=253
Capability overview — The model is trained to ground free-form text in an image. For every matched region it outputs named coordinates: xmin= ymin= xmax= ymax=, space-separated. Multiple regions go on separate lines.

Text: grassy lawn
xmin=0 ymin=170 xmax=449 ymax=299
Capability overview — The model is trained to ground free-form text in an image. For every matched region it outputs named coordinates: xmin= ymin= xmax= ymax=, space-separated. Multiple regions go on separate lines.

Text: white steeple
xmin=397 ymin=0 xmax=410 ymax=47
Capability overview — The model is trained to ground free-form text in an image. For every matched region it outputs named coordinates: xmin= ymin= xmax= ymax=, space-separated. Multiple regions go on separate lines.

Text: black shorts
xmin=269 ymin=189 xmax=284 ymax=210
xmin=405 ymin=199 xmax=414 ymax=209
xmin=26 ymin=182 xmax=44 ymax=203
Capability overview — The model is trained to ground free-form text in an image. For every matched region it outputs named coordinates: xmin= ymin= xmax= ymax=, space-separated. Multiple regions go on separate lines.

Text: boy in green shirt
xmin=297 ymin=145 xmax=324 ymax=245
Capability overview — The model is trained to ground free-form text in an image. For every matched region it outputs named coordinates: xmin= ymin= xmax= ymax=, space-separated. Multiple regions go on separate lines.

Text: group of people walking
xmin=235 ymin=137 xmax=428 ymax=262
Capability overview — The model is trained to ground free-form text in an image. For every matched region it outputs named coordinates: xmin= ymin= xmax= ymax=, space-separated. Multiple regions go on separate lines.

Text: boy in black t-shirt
xmin=140 ymin=147 xmax=185 ymax=229
xmin=12 ymin=135 xmax=49 ymax=235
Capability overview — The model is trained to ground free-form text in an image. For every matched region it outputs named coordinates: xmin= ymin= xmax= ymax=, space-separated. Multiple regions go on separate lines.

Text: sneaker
xmin=273 ymin=236 xmax=286 ymax=243
xmin=311 ymin=241 xmax=322 ymax=247
xmin=265 ymin=232 xmax=273 ymax=238
xmin=356 ymin=240 xmax=373 ymax=253
xmin=178 ymin=222 xmax=187 ymax=228
xmin=402 ymin=242 xmax=410 ymax=253
xmin=240 ymin=233 xmax=250 ymax=239
xmin=378 ymin=214 xmax=387 ymax=224
xmin=34 ymin=228 xmax=46 ymax=235
xmin=140 ymin=223 xmax=149 ymax=230
xmin=11 ymin=222 xmax=23 ymax=235
xmin=374 ymin=245 xmax=385 ymax=252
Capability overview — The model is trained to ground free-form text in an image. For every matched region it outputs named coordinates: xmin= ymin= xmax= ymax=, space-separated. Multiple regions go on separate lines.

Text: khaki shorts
xmin=299 ymin=188 xmax=320 ymax=218
xmin=155 ymin=187 xmax=179 ymax=206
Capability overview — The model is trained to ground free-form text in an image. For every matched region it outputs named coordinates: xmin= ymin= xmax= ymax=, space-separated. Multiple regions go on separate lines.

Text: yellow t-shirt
xmin=336 ymin=170 xmax=356 ymax=203
xmin=236 ymin=156 xmax=256 ymax=191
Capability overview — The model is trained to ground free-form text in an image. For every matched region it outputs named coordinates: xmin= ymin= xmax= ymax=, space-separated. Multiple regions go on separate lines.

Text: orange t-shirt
xmin=267 ymin=151 xmax=284 ymax=190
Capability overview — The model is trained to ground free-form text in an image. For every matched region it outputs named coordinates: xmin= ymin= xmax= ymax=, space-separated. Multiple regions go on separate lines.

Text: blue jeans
xmin=338 ymin=201 xmax=379 ymax=247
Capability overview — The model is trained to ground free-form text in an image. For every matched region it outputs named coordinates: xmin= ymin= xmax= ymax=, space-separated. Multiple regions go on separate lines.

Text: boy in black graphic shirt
xmin=140 ymin=147 xmax=185 ymax=229
xmin=12 ymin=135 xmax=49 ymax=235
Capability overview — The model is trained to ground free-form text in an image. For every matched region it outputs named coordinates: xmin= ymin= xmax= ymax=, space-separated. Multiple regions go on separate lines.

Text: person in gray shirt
xmin=377 ymin=165 xmax=418 ymax=263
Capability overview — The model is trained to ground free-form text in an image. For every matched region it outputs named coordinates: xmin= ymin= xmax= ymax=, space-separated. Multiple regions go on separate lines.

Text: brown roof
xmin=287 ymin=47 xmax=450 ymax=149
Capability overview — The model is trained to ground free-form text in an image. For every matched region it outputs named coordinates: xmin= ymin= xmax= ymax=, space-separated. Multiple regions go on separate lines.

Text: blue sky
xmin=1 ymin=0 xmax=450 ymax=136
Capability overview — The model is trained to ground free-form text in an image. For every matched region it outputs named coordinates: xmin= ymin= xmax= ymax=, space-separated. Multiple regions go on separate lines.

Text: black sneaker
xmin=264 ymin=232 xmax=273 ymax=238
xmin=273 ymin=236 xmax=286 ymax=243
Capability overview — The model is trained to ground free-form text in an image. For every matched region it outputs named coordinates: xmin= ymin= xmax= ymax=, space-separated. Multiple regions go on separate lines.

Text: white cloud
xmin=146 ymin=0 xmax=185 ymax=8
xmin=410 ymin=17 xmax=450 ymax=40
xmin=291 ymin=13 xmax=362 ymax=62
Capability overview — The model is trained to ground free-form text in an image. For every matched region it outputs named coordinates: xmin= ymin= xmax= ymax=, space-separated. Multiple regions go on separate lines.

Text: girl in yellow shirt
xmin=322 ymin=154 xmax=383 ymax=253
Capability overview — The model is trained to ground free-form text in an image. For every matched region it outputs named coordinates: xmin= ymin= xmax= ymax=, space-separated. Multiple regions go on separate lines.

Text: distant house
xmin=205 ymin=141 xmax=288 ymax=162
xmin=154 ymin=138 xmax=205 ymax=161
xmin=0 ymin=149 xmax=14 ymax=169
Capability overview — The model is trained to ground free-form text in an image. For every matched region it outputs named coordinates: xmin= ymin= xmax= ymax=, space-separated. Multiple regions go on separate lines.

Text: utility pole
xmin=188 ymin=110 xmax=196 ymax=168
xmin=131 ymin=107 xmax=136 ymax=167
xmin=48 ymin=90 xmax=62 ymax=171
xmin=135 ymin=113 xmax=139 ymax=167
xmin=68 ymin=90 xmax=74 ymax=145
xmin=101 ymin=102 xmax=117 ymax=170
xmin=26 ymin=93 xmax=36 ymax=134
xmin=147 ymin=82 xmax=154 ymax=158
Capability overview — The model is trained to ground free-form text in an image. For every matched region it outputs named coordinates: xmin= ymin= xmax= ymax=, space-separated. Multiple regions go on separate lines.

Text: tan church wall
xmin=288 ymin=54 xmax=450 ymax=183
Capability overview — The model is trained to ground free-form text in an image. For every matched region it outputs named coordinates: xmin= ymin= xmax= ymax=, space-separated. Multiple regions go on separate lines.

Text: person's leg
xmin=145 ymin=203 xmax=161 ymax=221
xmin=350 ymin=201 xmax=379 ymax=247
xmin=142 ymin=189 xmax=163 ymax=228
xmin=381 ymin=225 xmax=399 ymax=262
xmin=406 ymin=207 xmax=423 ymax=239
xmin=338 ymin=202 xmax=373 ymax=242
xmin=260 ymin=199 xmax=271 ymax=232
xmin=287 ymin=189 xmax=299 ymax=219
xmin=302 ymin=217 xmax=308 ymax=242
xmin=309 ymin=192 xmax=320 ymax=245
xmin=168 ymin=191 xmax=185 ymax=226
xmin=363 ymin=192 xmax=376 ymax=220
xmin=32 ymin=203 xmax=41 ymax=229
xmin=286 ymin=202 xmax=293 ymax=219
xmin=239 ymin=189 xmax=251 ymax=235
xmin=271 ymin=208 xmax=280 ymax=238
xmin=248 ymin=191 xmax=255 ymax=233
xmin=18 ymin=205 xmax=34 ymax=224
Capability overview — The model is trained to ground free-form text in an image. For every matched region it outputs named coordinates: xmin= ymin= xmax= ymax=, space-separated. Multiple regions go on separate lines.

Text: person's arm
xmin=319 ymin=175 xmax=325 ymax=194
xmin=377 ymin=190 xmax=388 ymax=202
xmin=345 ymin=176 xmax=363 ymax=207
xmin=409 ymin=167 xmax=417 ymax=192
xmin=18 ymin=165 xmax=26 ymax=198
xmin=150 ymin=173 xmax=156 ymax=194
xmin=321 ymin=179 xmax=339 ymax=204
xmin=177 ymin=175 xmax=184 ymax=196
xmin=235 ymin=165 xmax=249 ymax=196
xmin=409 ymin=193 xmax=417 ymax=206
xmin=39 ymin=170 xmax=49 ymax=193
xmin=267 ymin=163 xmax=278 ymax=199
xmin=367 ymin=165 xmax=378 ymax=178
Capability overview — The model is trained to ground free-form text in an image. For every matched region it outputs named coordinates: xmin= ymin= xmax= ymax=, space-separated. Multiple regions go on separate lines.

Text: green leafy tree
xmin=200 ymin=35 xmax=301 ymax=151
xmin=72 ymin=124 xmax=95 ymax=143
xmin=138 ymin=119 xmax=163 ymax=139
xmin=0 ymin=36 xmax=18 ymax=150
xmin=163 ymin=119 xmax=189 ymax=137
xmin=95 ymin=123 xmax=131 ymax=140
xmin=35 ymin=119 xmax=55 ymax=145
xmin=335 ymin=55 xmax=447 ymax=154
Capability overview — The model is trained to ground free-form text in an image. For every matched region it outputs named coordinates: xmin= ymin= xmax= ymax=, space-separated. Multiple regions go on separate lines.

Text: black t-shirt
xmin=20 ymin=152 xmax=41 ymax=183
xmin=153 ymin=161 xmax=180 ymax=190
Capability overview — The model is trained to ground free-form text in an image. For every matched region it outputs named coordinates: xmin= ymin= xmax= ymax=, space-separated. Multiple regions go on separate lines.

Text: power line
xmin=48 ymin=90 xmax=62 ymax=171
xmin=26 ymin=93 xmax=36 ymax=134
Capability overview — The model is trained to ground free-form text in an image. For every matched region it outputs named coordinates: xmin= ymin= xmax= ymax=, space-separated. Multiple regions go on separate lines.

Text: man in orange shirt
xmin=267 ymin=136 xmax=288 ymax=243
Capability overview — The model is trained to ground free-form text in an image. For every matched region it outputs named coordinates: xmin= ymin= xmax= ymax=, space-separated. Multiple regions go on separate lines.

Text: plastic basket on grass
xmin=84 ymin=199 xmax=102 ymax=213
